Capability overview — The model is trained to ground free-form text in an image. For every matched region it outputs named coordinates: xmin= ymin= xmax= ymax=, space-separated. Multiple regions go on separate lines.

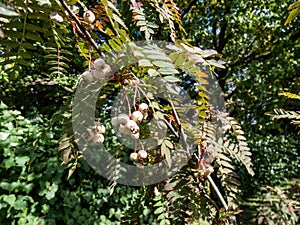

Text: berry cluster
xmin=129 ymin=150 xmax=148 ymax=162
xmin=112 ymin=103 xmax=150 ymax=162
xmin=81 ymin=58 xmax=112 ymax=83
xmin=86 ymin=121 xmax=106 ymax=144
xmin=111 ymin=103 xmax=149 ymax=140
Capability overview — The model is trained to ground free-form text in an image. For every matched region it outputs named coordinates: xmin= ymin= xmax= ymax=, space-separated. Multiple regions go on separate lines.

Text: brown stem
xmin=58 ymin=0 xmax=102 ymax=55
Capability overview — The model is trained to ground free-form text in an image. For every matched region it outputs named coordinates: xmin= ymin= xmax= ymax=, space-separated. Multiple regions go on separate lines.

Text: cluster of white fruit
xmin=129 ymin=150 xmax=148 ymax=162
xmin=111 ymin=103 xmax=149 ymax=140
xmin=86 ymin=121 xmax=106 ymax=144
xmin=81 ymin=58 xmax=112 ymax=83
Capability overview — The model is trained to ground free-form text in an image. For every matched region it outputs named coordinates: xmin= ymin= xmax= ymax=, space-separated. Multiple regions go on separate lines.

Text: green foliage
xmin=175 ymin=1 xmax=300 ymax=224
xmin=256 ymin=185 xmax=299 ymax=225
xmin=0 ymin=0 xmax=80 ymax=116
xmin=0 ymin=1 xmax=18 ymax=17
xmin=247 ymin=135 xmax=299 ymax=192
xmin=0 ymin=102 xmax=158 ymax=224
xmin=0 ymin=0 xmax=69 ymax=77
xmin=239 ymin=179 xmax=300 ymax=225
xmin=0 ymin=101 xmax=61 ymax=224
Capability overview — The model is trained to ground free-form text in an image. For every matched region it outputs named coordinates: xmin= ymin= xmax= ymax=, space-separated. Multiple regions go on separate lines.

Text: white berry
xmin=81 ymin=71 xmax=93 ymax=83
xmin=130 ymin=111 xmax=143 ymax=123
xmin=118 ymin=124 xmax=131 ymax=135
xmin=94 ymin=58 xmax=105 ymax=70
xmin=102 ymin=64 xmax=112 ymax=75
xmin=111 ymin=116 xmax=119 ymax=127
xmin=138 ymin=103 xmax=149 ymax=113
xmin=131 ymin=79 xmax=140 ymax=86
xmin=118 ymin=114 xmax=130 ymax=125
xmin=138 ymin=150 xmax=147 ymax=159
xmin=83 ymin=10 xmax=96 ymax=24
xmin=96 ymin=124 xmax=105 ymax=134
xmin=130 ymin=152 xmax=138 ymax=161
xmin=92 ymin=70 xmax=105 ymax=80
xmin=126 ymin=120 xmax=139 ymax=134
xmin=92 ymin=133 xmax=104 ymax=144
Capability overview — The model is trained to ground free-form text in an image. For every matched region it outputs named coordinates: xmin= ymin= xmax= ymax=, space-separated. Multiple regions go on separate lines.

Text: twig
xmin=26 ymin=78 xmax=73 ymax=93
xmin=169 ymin=100 xmax=187 ymax=148
xmin=207 ymin=174 xmax=228 ymax=210
xmin=169 ymin=100 xmax=181 ymax=127
xmin=58 ymin=0 xmax=102 ymax=55
xmin=163 ymin=118 xmax=179 ymax=139
xmin=203 ymin=193 xmax=220 ymax=211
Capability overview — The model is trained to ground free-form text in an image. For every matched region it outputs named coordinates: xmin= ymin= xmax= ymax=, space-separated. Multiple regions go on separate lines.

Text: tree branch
xmin=58 ymin=0 xmax=102 ymax=55
xmin=212 ymin=22 xmax=218 ymax=50
xmin=163 ymin=118 xmax=179 ymax=139
xmin=26 ymin=78 xmax=73 ymax=93
xmin=181 ymin=0 xmax=197 ymax=19
xmin=217 ymin=22 xmax=228 ymax=53
xmin=208 ymin=175 xmax=228 ymax=210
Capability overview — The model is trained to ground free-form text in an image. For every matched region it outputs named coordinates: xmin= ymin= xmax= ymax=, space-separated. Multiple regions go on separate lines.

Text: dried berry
xmin=130 ymin=132 xmax=140 ymax=139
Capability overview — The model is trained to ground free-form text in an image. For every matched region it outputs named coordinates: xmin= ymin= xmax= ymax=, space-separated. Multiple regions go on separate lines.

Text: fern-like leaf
xmin=131 ymin=0 xmax=158 ymax=40
xmin=269 ymin=109 xmax=300 ymax=122
xmin=152 ymin=0 xmax=182 ymax=42
xmin=225 ymin=117 xmax=254 ymax=176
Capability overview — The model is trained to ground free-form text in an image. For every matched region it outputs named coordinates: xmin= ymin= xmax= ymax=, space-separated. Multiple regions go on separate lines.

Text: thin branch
xmin=163 ymin=118 xmax=179 ymax=138
xmin=216 ymin=4 xmax=231 ymax=53
xmin=203 ymin=193 xmax=220 ymax=211
xmin=169 ymin=100 xmax=189 ymax=157
xmin=58 ymin=0 xmax=102 ymax=55
xmin=26 ymin=78 xmax=73 ymax=93
xmin=217 ymin=22 xmax=228 ymax=53
xmin=208 ymin=175 xmax=228 ymax=210
xmin=169 ymin=100 xmax=181 ymax=128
